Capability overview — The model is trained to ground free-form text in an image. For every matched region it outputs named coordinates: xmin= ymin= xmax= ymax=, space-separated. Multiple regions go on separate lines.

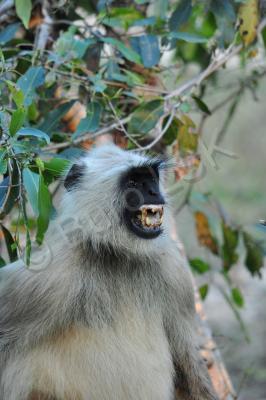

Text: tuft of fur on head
xmin=58 ymin=144 xmax=172 ymax=258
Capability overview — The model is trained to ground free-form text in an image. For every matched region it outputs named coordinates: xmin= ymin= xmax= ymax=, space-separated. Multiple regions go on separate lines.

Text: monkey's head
xmin=62 ymin=145 xmax=170 ymax=255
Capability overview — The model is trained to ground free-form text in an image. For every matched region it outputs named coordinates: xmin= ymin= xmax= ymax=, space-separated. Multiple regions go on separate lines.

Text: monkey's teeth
xmin=137 ymin=204 xmax=164 ymax=228
xmin=146 ymin=216 xmax=152 ymax=226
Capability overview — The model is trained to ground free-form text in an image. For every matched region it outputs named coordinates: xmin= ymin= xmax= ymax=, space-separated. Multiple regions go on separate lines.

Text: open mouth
xmin=126 ymin=204 xmax=164 ymax=239
xmin=135 ymin=205 xmax=163 ymax=228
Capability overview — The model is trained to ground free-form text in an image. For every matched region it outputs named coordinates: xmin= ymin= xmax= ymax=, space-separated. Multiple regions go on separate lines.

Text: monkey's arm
xmin=162 ymin=258 xmax=218 ymax=400
xmin=169 ymin=318 xmax=217 ymax=400
xmin=0 ymin=262 xmax=81 ymax=357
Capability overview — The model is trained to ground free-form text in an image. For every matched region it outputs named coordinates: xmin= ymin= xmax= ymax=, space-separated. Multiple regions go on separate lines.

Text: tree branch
xmin=135 ymin=108 xmax=176 ymax=152
xmin=43 ymin=19 xmax=266 ymax=154
xmin=167 ymin=13 xmax=265 ymax=101
xmin=43 ymin=116 xmax=131 ymax=152
xmin=107 ymin=100 xmax=144 ymax=150
xmin=35 ymin=0 xmax=53 ymax=51
xmin=165 ymin=44 xmax=242 ymax=101
xmin=0 ymin=0 xmax=13 ymax=15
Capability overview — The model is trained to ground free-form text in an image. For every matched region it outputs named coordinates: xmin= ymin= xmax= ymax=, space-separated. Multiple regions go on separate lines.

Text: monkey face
xmin=62 ymin=145 xmax=169 ymax=252
xmin=120 ymin=165 xmax=165 ymax=239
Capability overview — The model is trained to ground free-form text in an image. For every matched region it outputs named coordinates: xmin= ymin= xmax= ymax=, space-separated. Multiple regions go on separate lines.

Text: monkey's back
xmin=2 ymin=308 xmax=174 ymax=400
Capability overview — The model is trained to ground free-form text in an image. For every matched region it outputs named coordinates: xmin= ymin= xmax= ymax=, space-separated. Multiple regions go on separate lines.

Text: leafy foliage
xmin=0 ymin=0 xmax=265 ymax=330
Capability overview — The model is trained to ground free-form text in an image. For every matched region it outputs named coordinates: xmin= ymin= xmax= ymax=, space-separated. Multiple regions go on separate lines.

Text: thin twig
xmin=198 ymin=88 xmax=243 ymax=136
xmin=108 ymin=100 xmax=144 ymax=150
xmin=13 ymin=155 xmax=22 ymax=257
xmin=136 ymin=108 xmax=176 ymax=151
xmin=44 ymin=65 xmax=167 ymax=94
xmin=0 ymin=0 xmax=13 ymax=15
xmin=43 ymin=116 xmax=131 ymax=152
xmin=0 ymin=158 xmax=12 ymax=217
xmin=165 ymin=45 xmax=242 ymax=101
xmin=174 ymin=182 xmax=193 ymax=215
xmin=35 ymin=0 xmax=53 ymax=51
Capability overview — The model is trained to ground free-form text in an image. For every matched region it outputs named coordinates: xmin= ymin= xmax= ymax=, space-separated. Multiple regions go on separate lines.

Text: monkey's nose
xmin=148 ymin=188 xmax=158 ymax=196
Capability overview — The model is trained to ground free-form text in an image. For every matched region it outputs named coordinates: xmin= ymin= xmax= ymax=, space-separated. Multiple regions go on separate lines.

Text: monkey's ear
xmin=64 ymin=163 xmax=85 ymax=191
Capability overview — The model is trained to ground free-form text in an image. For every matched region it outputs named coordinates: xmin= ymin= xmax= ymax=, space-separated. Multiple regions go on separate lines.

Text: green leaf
xmin=189 ymin=258 xmax=210 ymax=274
xmin=180 ymin=102 xmax=191 ymax=113
xmin=27 ymin=103 xmax=39 ymax=122
xmin=152 ymin=0 xmax=169 ymax=18
xmin=43 ymin=158 xmax=70 ymax=177
xmin=100 ymin=7 xmax=143 ymax=30
xmin=178 ymin=115 xmax=198 ymax=156
xmin=22 ymin=168 xmax=40 ymax=215
xmin=199 ymin=284 xmax=209 ymax=300
xmin=231 ymin=287 xmax=244 ymax=308
xmin=102 ymin=37 xmax=141 ymax=64
xmin=169 ymin=32 xmax=208 ymax=43
xmin=128 ymin=100 xmax=164 ymax=135
xmin=0 ymin=256 xmax=6 ymax=268
xmin=36 ymin=174 xmax=52 ymax=245
xmin=55 ymin=27 xmax=96 ymax=59
xmin=210 ymin=0 xmax=235 ymax=20
xmin=73 ymin=102 xmax=102 ymax=139
xmin=89 ymin=75 xmax=107 ymax=93
xmin=192 ymin=95 xmax=212 ymax=115
xmin=17 ymin=66 xmax=45 ymax=106
xmin=0 ymin=23 xmax=21 ymax=44
xmin=124 ymin=70 xmax=145 ymax=86
xmin=222 ymin=223 xmax=239 ymax=270
xmin=9 ymin=108 xmax=26 ymax=136
xmin=131 ymin=35 xmax=160 ymax=68
xmin=35 ymin=158 xmax=44 ymax=172
xmin=16 ymin=127 xmax=50 ymax=143
xmin=15 ymin=0 xmax=32 ymax=28
xmin=132 ymin=17 xmax=156 ymax=27
xmin=219 ymin=286 xmax=250 ymax=342
xmin=38 ymin=100 xmax=76 ymax=134
xmin=210 ymin=0 xmax=235 ymax=45
xmin=6 ymin=81 xmax=24 ymax=107
xmin=162 ymin=118 xmax=180 ymax=145
xmin=243 ymin=232 xmax=264 ymax=277
xmin=169 ymin=0 xmax=192 ymax=31
xmin=1 ymin=224 xmax=18 ymax=262
xmin=0 ymin=149 xmax=7 ymax=175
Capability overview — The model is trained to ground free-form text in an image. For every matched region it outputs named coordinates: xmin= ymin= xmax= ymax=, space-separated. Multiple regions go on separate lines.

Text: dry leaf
xmin=174 ymin=154 xmax=200 ymax=181
xmin=113 ymin=130 xmax=128 ymax=149
xmin=81 ymin=139 xmax=94 ymax=150
xmin=194 ymin=211 xmax=218 ymax=255
xmin=29 ymin=15 xmax=44 ymax=29
xmin=239 ymin=0 xmax=259 ymax=46
xmin=54 ymin=86 xmax=86 ymax=132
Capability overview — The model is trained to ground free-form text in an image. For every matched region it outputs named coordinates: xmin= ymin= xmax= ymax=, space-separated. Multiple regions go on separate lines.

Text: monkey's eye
xmin=127 ymin=179 xmax=137 ymax=187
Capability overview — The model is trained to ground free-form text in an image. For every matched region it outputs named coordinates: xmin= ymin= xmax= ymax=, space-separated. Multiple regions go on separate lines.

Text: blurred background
xmin=175 ymin=71 xmax=266 ymax=399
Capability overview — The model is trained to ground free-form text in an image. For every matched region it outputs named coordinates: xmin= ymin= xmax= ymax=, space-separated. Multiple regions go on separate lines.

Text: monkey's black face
xmin=120 ymin=164 xmax=165 ymax=239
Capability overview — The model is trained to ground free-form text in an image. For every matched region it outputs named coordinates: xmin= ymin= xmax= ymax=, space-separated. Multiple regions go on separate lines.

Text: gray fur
xmin=0 ymin=144 xmax=217 ymax=400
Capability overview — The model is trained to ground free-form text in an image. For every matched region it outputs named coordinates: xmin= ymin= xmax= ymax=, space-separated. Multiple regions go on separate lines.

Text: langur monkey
xmin=0 ymin=145 xmax=217 ymax=400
